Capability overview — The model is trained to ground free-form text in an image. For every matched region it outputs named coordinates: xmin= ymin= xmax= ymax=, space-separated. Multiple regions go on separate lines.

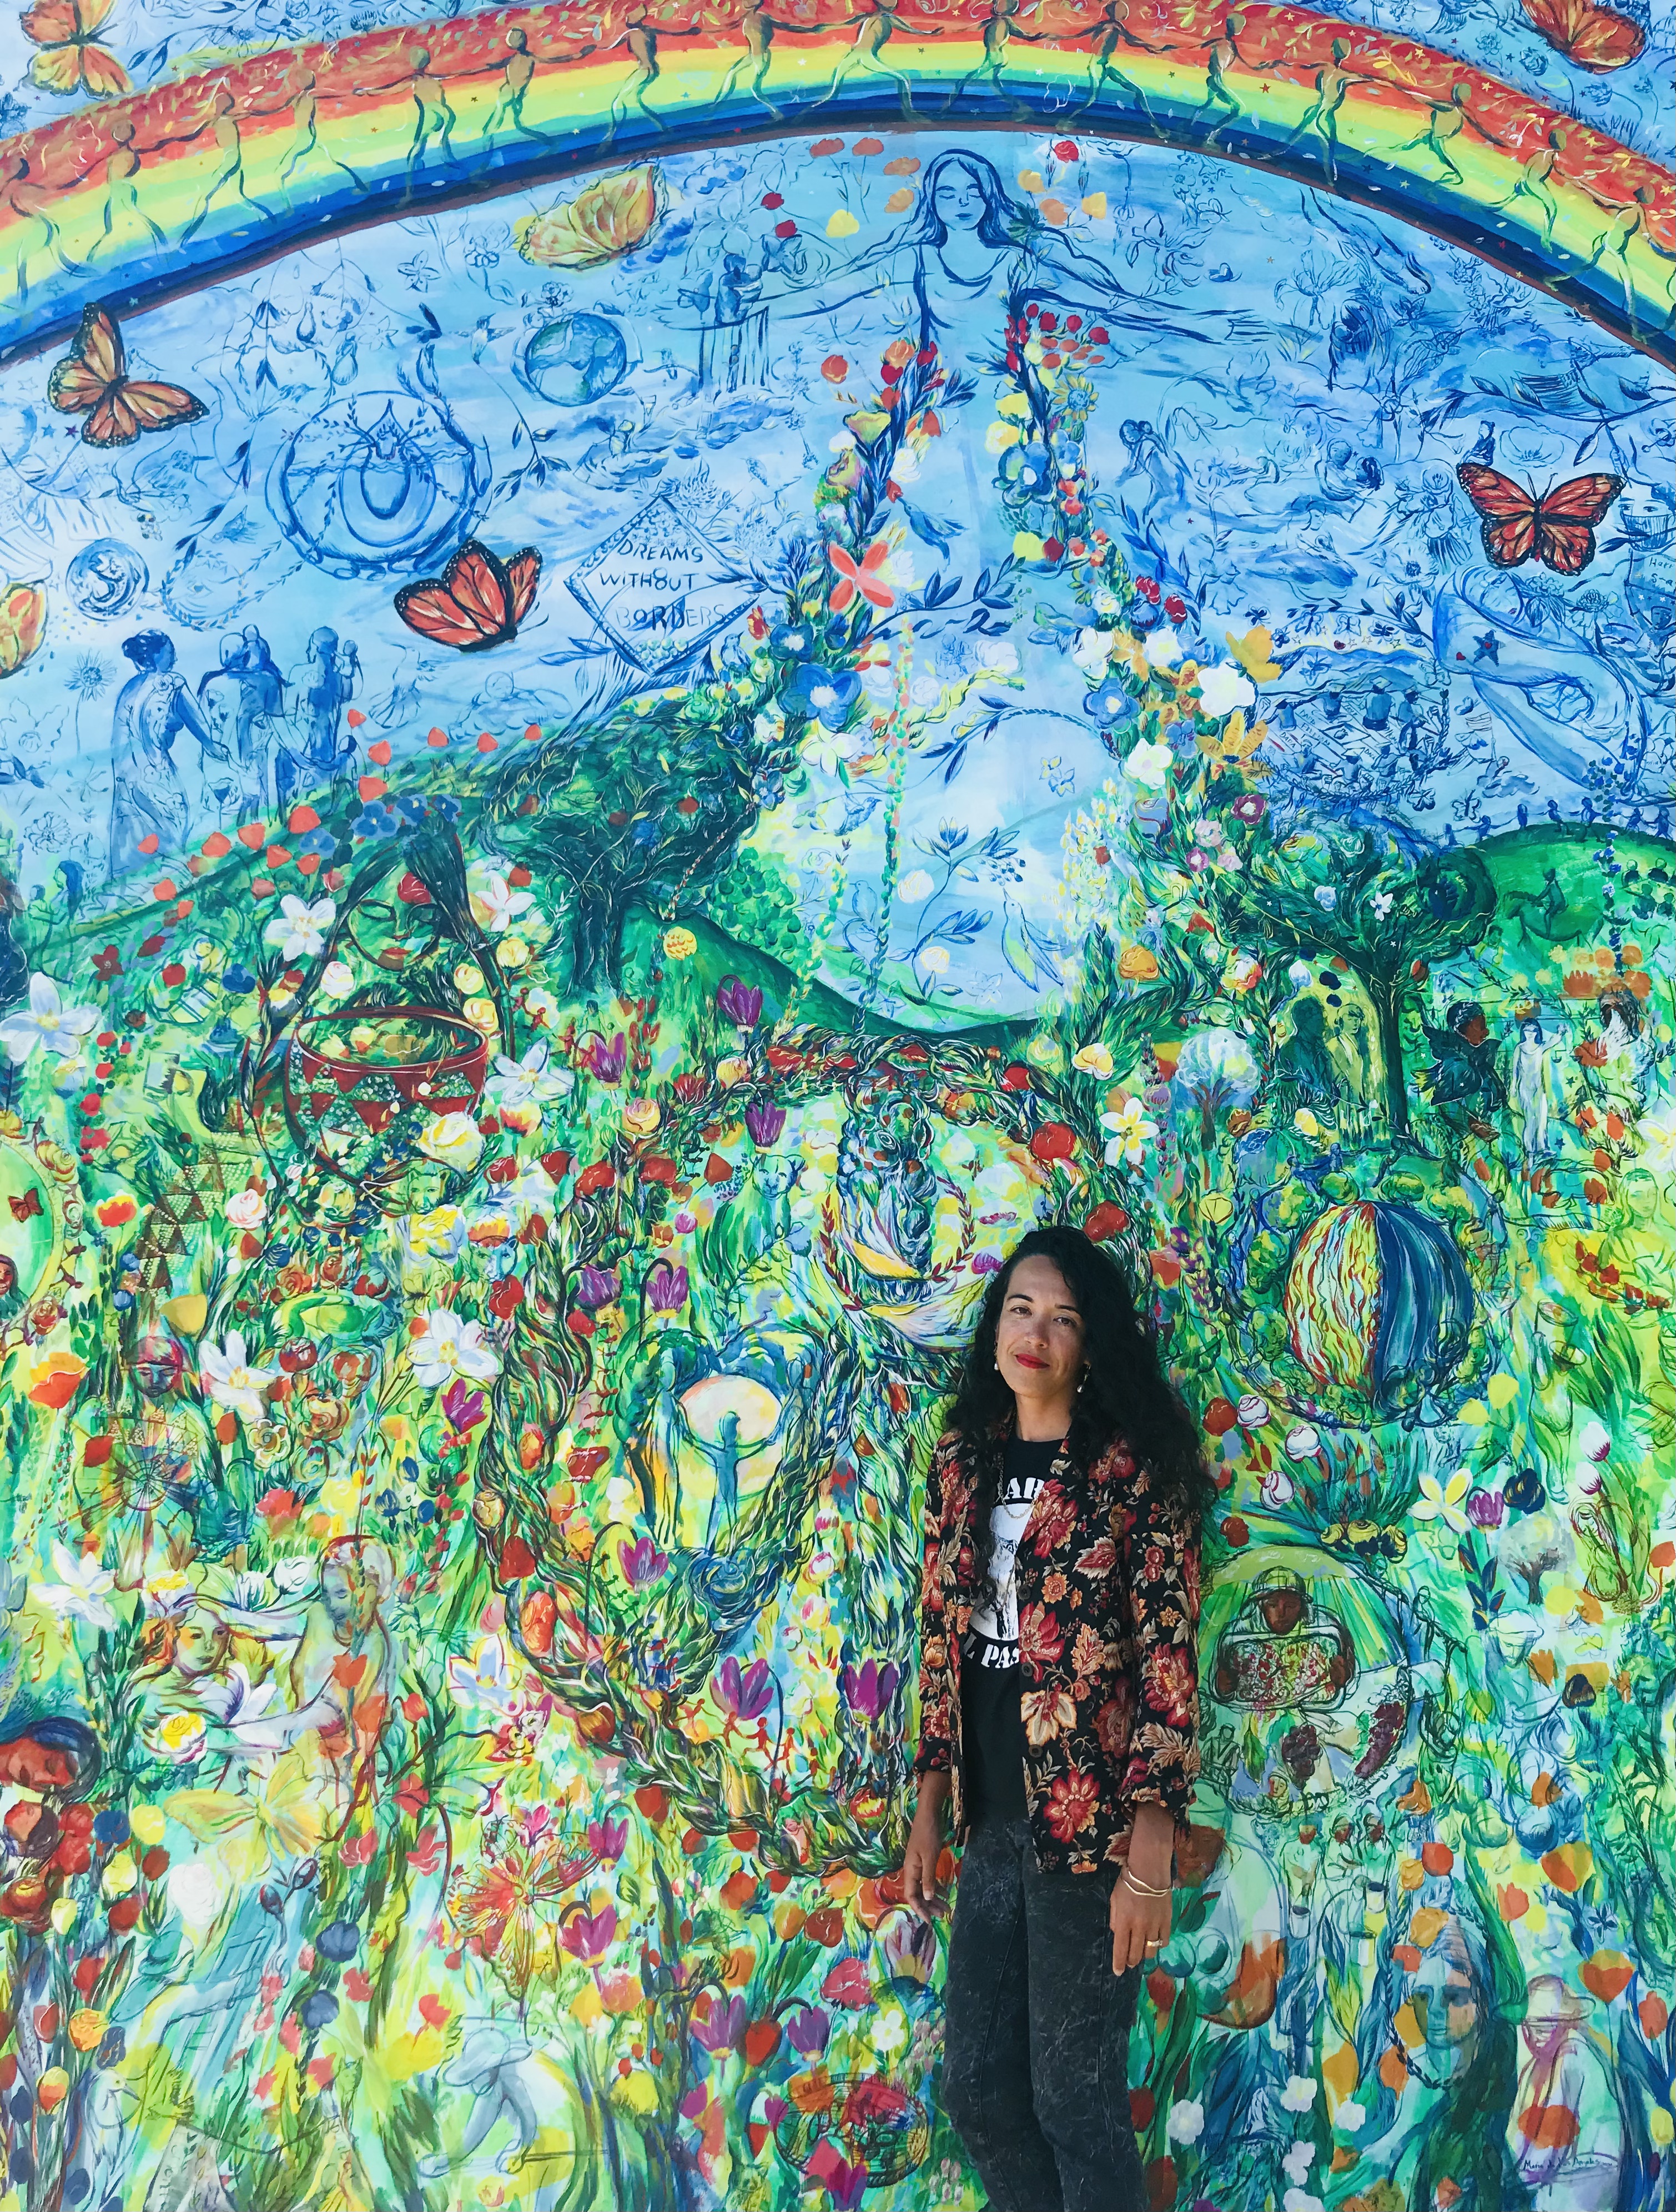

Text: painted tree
xmin=1214 ymin=828 xmax=1497 ymax=1133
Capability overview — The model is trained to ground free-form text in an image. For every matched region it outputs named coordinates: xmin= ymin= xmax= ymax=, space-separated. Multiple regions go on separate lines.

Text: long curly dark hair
xmin=945 ymin=1226 xmax=1214 ymax=1604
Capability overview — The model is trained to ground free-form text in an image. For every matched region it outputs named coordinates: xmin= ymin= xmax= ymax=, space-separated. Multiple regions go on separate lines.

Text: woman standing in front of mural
xmin=899 ymin=1225 xmax=1211 ymax=2211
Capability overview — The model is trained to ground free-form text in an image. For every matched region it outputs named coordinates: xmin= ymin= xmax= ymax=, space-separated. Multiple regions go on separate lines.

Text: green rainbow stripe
xmin=1 ymin=0 xmax=1671 ymax=365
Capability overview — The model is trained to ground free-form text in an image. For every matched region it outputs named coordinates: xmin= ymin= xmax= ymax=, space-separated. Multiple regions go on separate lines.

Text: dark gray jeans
xmin=940 ymin=1816 xmax=1149 ymax=2212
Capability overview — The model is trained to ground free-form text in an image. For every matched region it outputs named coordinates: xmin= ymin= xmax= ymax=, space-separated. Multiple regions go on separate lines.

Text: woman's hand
xmin=1109 ymin=1800 xmax=1175 ymax=1974
xmin=899 ymin=1772 xmax=950 ymax=1924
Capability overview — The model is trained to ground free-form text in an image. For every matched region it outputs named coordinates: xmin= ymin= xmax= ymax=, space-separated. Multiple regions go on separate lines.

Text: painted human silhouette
xmin=108 ymin=633 xmax=223 ymax=876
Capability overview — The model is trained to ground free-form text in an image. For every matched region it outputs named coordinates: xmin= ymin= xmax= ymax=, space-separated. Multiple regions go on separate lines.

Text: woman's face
xmin=995 ymin=1256 xmax=1085 ymax=1413
xmin=933 ymin=164 xmax=988 ymax=234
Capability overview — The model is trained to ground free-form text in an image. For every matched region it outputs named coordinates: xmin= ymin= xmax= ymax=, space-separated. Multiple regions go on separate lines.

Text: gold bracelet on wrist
xmin=1120 ymin=1867 xmax=1172 ymax=1897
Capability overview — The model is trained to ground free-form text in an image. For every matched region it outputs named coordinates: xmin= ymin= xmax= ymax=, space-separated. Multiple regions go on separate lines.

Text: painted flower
xmin=1166 ymin=2099 xmax=1205 ymax=2145
xmin=1144 ymin=627 xmax=1182 ymax=670
xmin=645 ymin=1260 xmax=689 ymax=1313
xmin=417 ymin=1112 xmax=485 ymax=1175
xmin=262 ymin=896 xmax=335 ymax=961
xmin=1072 ymin=627 xmax=1111 ymax=677
xmin=1084 ymin=677 xmax=1132 ymax=724
xmin=488 ymin=1042 xmax=572 ymax=1131
xmin=1123 ymin=738 xmax=1173 ymax=789
xmin=1233 ymin=792 xmax=1267 ymax=824
xmin=1196 ymin=663 xmax=1256 ymax=718
xmin=200 ymin=1332 xmax=279 ymax=1424
xmin=1043 ymin=1767 xmax=1099 ymax=1840
xmin=405 ymin=1205 xmax=465 ymax=1260
xmin=716 ymin=976 xmax=763 ymax=1029
xmin=1101 ymin=1097 xmax=1159 ymax=1166
xmin=468 ymin=869 xmax=534 ymax=936
xmin=29 ymin=1541 xmax=119 ymax=1633
xmin=319 ymin=959 xmax=357 ymax=999
xmin=1072 ymin=1042 xmax=1114 ymax=1077
xmin=1280 ymin=2075 xmax=1318 ymax=2114
xmin=410 ymin=1309 xmax=501 ymax=1389
xmin=1412 ymin=1468 xmax=1471 ymax=1532
xmin=1 ymin=976 xmax=99 ymax=1066
xmin=784 ymin=663 xmax=862 ymax=732
xmin=225 ymin=1187 xmax=267 ymax=1231
xmin=897 ymin=869 xmax=934 ymax=904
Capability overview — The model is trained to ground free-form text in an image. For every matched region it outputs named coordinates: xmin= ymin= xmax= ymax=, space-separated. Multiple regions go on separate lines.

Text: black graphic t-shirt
xmin=960 ymin=1437 xmax=1061 ymax=1824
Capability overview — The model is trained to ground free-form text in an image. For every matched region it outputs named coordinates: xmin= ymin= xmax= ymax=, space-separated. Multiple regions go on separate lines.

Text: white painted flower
xmin=1283 ymin=2140 xmax=1317 ymax=2184
xmin=1288 ymin=959 xmax=1313 ymax=989
xmin=1124 ymin=738 xmax=1174 ymax=789
xmin=1336 ymin=2100 xmax=1366 ymax=2133
xmin=1191 ymin=817 xmax=1225 ymax=849
xmin=802 ymin=725 xmax=867 ymax=775
xmin=1073 ymin=627 xmax=1111 ymax=676
xmin=318 ymin=959 xmax=357 ymax=999
xmin=1166 ymin=2099 xmax=1204 ymax=2144
xmin=1284 ymin=1422 xmax=1321 ymax=1459
xmin=1413 ymin=1468 xmax=1471 ymax=1531
xmin=1577 ymin=1418 xmax=1611 ymax=1463
xmin=488 ymin=1041 xmax=572 ymax=1133
xmin=446 ymin=1633 xmax=518 ymax=1720
xmin=1073 ymin=1042 xmax=1114 ymax=1077
xmin=983 ymin=642 xmax=1021 ymax=675
xmin=1196 ymin=662 xmax=1256 ymax=718
xmin=1282 ymin=2192 xmax=1324 ymax=2212
xmin=1101 ymin=1097 xmax=1159 ymax=1166
xmin=410 ymin=1308 xmax=501 ymax=1389
xmin=897 ymin=869 xmax=935 ymax=904
xmin=468 ymin=869 xmax=534 ymax=937
xmin=1145 ymin=626 xmax=1183 ymax=670
xmin=417 ymin=1111 xmax=485 ymax=1175
xmin=225 ymin=1188 xmax=267 ymax=1231
xmin=871 ymin=2008 xmax=909 ymax=2053
xmin=828 ymin=429 xmax=857 ymax=454
xmin=918 ymin=945 xmax=950 ymax=975
xmin=263 ymin=896 xmax=335 ymax=961
xmin=1237 ymin=1393 xmax=1271 ymax=1428
xmin=1260 ymin=1465 xmax=1295 ymax=1510
xmin=200 ymin=1332 xmax=278 ymax=1424
xmin=0 ymin=975 xmax=99 ymax=1066
xmin=1313 ymin=885 xmax=1337 ymax=910
xmin=30 ymin=1541 xmax=119 ymax=1633
xmin=908 ymin=674 xmax=942 ymax=708
xmin=1092 ymin=587 xmax=1121 ymax=618
xmin=1280 ymin=2075 xmax=1318 ymax=2114
xmin=524 ymin=986 xmax=562 ymax=1030
xmin=1370 ymin=890 xmax=1395 ymax=919
xmin=199 ymin=1663 xmax=280 ymax=1741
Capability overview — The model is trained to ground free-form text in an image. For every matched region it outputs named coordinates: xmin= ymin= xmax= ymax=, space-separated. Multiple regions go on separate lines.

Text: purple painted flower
xmin=972 ymin=1252 xmax=1002 ymax=1274
xmin=645 ymin=1260 xmax=689 ymax=1313
xmin=716 ymin=975 xmax=763 ymax=1030
xmin=839 ymin=1657 xmax=899 ymax=1719
xmin=560 ymin=1904 xmax=617 ymax=1964
xmin=714 ymin=1656 xmax=774 ymax=1721
xmin=807 ymin=2140 xmax=869 ymax=2210
xmin=883 ymin=1914 xmax=937 ymax=1988
xmin=619 ymin=1536 xmax=668 ymax=1589
xmin=582 ymin=1031 xmax=628 ymax=1084
xmin=787 ymin=2004 xmax=831 ymax=2057
xmin=761 ymin=2093 xmax=788 ymax=2129
xmin=1466 ymin=1488 xmax=1504 ymax=1529
xmin=575 ymin=1264 xmax=621 ymax=1311
xmin=586 ymin=1815 xmax=628 ymax=1862
xmin=692 ymin=1992 xmax=748 ymax=2054
xmin=1232 ymin=793 xmax=1267 ymax=825
xmin=745 ymin=1099 xmax=787 ymax=1147
xmin=441 ymin=1379 xmax=487 ymax=1433
xmin=678 ymin=2085 xmax=710 ymax=2120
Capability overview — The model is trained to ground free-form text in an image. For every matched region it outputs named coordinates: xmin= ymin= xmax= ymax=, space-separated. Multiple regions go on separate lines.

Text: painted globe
xmin=522 ymin=314 xmax=628 ymax=406
xmin=1284 ymin=1199 xmax=1473 ymax=1405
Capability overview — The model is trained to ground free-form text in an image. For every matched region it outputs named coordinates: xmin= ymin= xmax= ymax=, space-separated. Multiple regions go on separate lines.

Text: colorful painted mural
xmin=0 ymin=0 xmax=1672 ymax=2203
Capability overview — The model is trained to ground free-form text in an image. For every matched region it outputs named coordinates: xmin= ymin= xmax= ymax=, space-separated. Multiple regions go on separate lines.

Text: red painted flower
xmin=1045 ymin=1767 xmax=1100 ymax=1840
xmin=1016 ymin=1604 xmax=1065 ymax=1673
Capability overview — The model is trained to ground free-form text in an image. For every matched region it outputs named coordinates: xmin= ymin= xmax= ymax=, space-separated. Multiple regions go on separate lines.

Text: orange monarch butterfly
xmin=394 ymin=541 xmax=542 ymax=652
xmin=828 ymin=540 xmax=895 ymax=612
xmin=1455 ymin=464 xmax=1625 ymax=575
xmin=47 ymin=306 xmax=207 ymax=449
xmin=20 ymin=0 xmax=130 ymax=97
xmin=1518 ymin=0 xmax=1644 ymax=69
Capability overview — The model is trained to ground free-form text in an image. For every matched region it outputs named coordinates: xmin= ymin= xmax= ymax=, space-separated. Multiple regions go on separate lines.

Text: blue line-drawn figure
xmin=1 ymin=148 xmax=86 ymax=303
xmin=109 ymin=633 xmax=223 ymax=877
xmin=91 ymin=113 xmax=166 ymax=265
xmin=180 ymin=85 xmax=271 ymax=248
xmin=405 ymin=46 xmax=460 ymax=182
xmin=275 ymin=627 xmax=359 ymax=813
xmin=416 ymin=2019 xmax=551 ymax=2180
xmin=198 ymin=627 xmax=283 ymax=821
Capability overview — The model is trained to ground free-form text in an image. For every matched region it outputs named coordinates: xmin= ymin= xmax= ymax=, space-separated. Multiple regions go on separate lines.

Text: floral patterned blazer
xmin=912 ymin=1426 xmax=1203 ymax=1876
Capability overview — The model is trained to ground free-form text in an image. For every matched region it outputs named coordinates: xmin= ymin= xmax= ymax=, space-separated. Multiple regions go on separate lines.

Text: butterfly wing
xmin=1533 ymin=472 xmax=1625 ymax=575
xmin=47 ymin=306 xmax=123 ymax=417
xmin=395 ymin=542 xmax=519 ymax=652
xmin=1518 ymin=0 xmax=1643 ymax=66
xmin=77 ymin=42 xmax=133 ymax=96
xmin=83 ymin=379 xmax=207 ymax=449
xmin=20 ymin=0 xmax=85 ymax=42
xmin=503 ymin=549 xmax=542 ymax=627
xmin=1456 ymin=462 xmax=1538 ymax=568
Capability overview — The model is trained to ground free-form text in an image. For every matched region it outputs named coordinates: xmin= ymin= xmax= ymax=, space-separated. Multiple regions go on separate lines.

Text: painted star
xmin=1473 ymin=633 xmax=1499 ymax=664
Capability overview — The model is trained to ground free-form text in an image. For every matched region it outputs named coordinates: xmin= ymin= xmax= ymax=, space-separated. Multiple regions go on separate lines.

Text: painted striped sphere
xmin=1284 ymin=1200 xmax=1474 ymax=1405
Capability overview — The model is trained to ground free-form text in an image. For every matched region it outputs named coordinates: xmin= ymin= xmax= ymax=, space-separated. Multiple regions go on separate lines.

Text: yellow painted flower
xmin=716 ymin=1056 xmax=752 ymax=1087
xmin=101 ymin=1851 xmax=138 ymax=1899
xmin=49 ymin=1897 xmax=78 ymax=1936
xmin=407 ymin=1205 xmax=462 ymax=1258
xmin=68 ymin=2009 xmax=107 ymax=2052
xmin=454 ymin=962 xmax=486 ymax=994
xmin=417 ymin=1112 xmax=485 ymax=1175
xmin=129 ymin=1805 xmax=166 ymax=1847
xmin=463 ymin=996 xmax=499 ymax=1035
xmin=1072 ymin=1043 xmax=1114 ymax=1077
xmin=155 ymin=1712 xmax=207 ymax=1762
xmin=622 ymin=1097 xmax=661 ymax=1136
xmin=827 ymin=209 xmax=859 ymax=237
xmin=985 ymin=420 xmax=1023 ymax=455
